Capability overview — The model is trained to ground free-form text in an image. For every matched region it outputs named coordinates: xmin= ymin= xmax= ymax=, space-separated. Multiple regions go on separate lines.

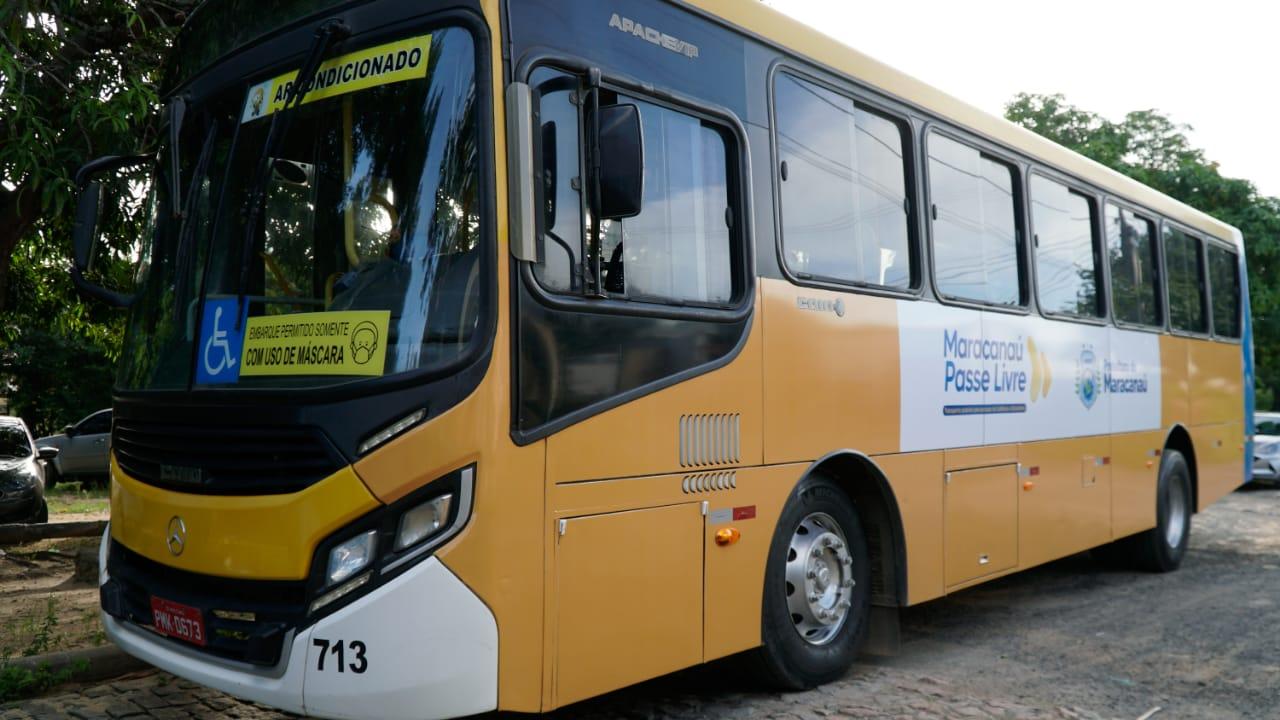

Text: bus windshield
xmin=118 ymin=26 xmax=481 ymax=391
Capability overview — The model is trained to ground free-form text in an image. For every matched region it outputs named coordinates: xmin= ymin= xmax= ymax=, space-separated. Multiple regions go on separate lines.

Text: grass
xmin=45 ymin=481 xmax=109 ymax=517
xmin=0 ymin=597 xmax=88 ymax=702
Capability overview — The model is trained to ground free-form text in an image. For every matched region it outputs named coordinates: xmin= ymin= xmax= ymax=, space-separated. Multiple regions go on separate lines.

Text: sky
xmin=765 ymin=0 xmax=1280 ymax=198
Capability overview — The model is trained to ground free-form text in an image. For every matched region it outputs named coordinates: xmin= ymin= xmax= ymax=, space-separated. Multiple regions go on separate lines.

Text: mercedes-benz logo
xmin=166 ymin=516 xmax=187 ymax=556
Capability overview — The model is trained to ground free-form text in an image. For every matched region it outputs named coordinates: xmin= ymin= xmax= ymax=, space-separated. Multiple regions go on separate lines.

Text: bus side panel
xmin=545 ymin=464 xmax=801 ymax=686
xmin=542 ymin=289 xmax=765 ymax=484
xmin=1187 ymin=338 xmax=1245 ymax=508
xmin=702 ymin=464 xmax=809 ymax=661
xmin=1016 ymin=436 xmax=1112 ymax=569
xmin=875 ymin=451 xmax=945 ymax=605
xmin=1191 ymin=422 xmax=1246 ymax=511
xmin=1160 ymin=335 xmax=1191 ymax=428
xmin=1109 ymin=430 xmax=1165 ymax=539
xmin=1189 ymin=339 xmax=1245 ymax=426
xmin=761 ymin=278 xmax=900 ymax=464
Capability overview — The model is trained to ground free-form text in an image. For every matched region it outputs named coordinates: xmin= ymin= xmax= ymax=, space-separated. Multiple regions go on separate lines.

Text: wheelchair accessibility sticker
xmin=196 ymin=301 xmax=391 ymax=383
xmin=197 ymin=298 xmax=247 ymax=384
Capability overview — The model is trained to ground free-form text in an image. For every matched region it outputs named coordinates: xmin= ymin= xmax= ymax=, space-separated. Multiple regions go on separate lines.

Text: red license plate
xmin=151 ymin=596 xmax=207 ymax=647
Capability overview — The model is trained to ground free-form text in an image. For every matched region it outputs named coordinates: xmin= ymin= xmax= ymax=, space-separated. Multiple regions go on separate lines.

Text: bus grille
xmin=113 ymin=419 xmax=345 ymax=495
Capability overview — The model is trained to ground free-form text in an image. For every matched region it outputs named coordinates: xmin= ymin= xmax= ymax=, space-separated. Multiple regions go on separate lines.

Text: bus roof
xmin=684 ymin=0 xmax=1242 ymax=249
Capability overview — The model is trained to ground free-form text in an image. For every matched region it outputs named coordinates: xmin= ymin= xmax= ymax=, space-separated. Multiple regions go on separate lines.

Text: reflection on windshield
xmin=118 ymin=27 xmax=481 ymax=391
xmin=0 ymin=426 xmax=31 ymax=459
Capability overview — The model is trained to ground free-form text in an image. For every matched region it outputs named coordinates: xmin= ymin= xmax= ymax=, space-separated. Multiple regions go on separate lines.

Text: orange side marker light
xmin=1022 ymin=481 xmax=1035 ymax=492
xmin=715 ymin=528 xmax=741 ymax=546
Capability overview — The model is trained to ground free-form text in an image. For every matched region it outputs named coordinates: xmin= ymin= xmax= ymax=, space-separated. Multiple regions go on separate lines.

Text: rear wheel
xmin=43 ymin=465 xmax=60 ymax=490
xmin=749 ymin=475 xmax=870 ymax=690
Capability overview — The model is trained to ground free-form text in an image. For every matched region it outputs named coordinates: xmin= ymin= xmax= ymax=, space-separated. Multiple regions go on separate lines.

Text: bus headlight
xmin=326 ymin=529 xmax=377 ymax=586
xmin=395 ymin=493 xmax=453 ymax=551
xmin=307 ymin=466 xmax=473 ymax=618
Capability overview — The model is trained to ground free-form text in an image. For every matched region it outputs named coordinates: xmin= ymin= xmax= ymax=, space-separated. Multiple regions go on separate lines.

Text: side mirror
xmin=70 ymin=154 xmax=150 ymax=307
xmin=37 ymin=447 xmax=59 ymax=461
xmin=594 ymin=103 xmax=644 ymax=220
xmin=61 ymin=425 xmax=73 ymax=435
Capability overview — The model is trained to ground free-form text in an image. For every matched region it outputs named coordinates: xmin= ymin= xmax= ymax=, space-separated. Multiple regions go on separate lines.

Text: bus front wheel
xmin=749 ymin=475 xmax=870 ymax=690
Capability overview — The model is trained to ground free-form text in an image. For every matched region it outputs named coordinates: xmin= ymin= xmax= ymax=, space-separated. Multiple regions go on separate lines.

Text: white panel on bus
xmin=1107 ymin=327 xmax=1163 ymax=434
xmin=982 ymin=311 xmax=1111 ymax=444
xmin=897 ymin=301 xmax=1160 ymax=450
xmin=898 ymin=300 xmax=984 ymax=452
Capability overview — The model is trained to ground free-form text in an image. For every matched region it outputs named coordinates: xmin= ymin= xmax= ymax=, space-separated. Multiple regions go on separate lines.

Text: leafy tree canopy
xmin=1007 ymin=93 xmax=1280 ymax=409
xmin=0 ymin=1 xmax=194 ymax=434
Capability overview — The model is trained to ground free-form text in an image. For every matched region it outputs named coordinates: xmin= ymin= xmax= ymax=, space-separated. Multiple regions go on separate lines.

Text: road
xmin=7 ymin=486 xmax=1280 ymax=720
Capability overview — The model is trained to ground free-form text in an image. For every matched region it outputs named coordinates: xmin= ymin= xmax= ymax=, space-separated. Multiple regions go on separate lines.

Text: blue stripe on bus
xmin=943 ymin=404 xmax=1028 ymax=416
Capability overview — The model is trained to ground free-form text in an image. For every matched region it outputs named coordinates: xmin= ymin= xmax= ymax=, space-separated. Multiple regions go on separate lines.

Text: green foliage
xmin=1006 ymin=93 xmax=1280 ymax=409
xmin=0 ymin=597 xmax=86 ymax=703
xmin=0 ymin=2 xmax=194 ymax=433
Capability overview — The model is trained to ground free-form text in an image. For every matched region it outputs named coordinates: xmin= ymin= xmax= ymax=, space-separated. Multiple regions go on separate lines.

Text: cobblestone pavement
xmin=6 ymin=487 xmax=1279 ymax=719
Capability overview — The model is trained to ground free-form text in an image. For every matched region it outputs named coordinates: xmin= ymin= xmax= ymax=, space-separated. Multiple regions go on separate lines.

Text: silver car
xmin=1253 ymin=412 xmax=1280 ymax=483
xmin=35 ymin=409 xmax=111 ymax=487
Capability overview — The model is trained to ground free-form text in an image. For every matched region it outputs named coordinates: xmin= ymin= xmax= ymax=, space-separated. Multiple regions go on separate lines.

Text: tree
xmin=1006 ymin=93 xmax=1280 ymax=409
xmin=0 ymin=1 xmax=196 ymax=309
xmin=0 ymin=2 xmax=195 ymax=433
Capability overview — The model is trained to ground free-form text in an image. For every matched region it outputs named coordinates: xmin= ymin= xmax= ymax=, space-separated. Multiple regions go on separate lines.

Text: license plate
xmin=151 ymin=596 xmax=207 ymax=647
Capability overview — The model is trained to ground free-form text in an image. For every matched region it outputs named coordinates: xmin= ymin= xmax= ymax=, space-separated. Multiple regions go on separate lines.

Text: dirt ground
xmin=5 ymin=485 xmax=1280 ymax=719
xmin=0 ymin=484 xmax=109 ymax=660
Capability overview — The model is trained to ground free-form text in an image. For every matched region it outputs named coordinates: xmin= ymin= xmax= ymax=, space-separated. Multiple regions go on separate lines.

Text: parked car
xmin=1253 ymin=412 xmax=1280 ymax=484
xmin=35 ymin=409 xmax=111 ymax=488
xmin=0 ymin=416 xmax=56 ymax=523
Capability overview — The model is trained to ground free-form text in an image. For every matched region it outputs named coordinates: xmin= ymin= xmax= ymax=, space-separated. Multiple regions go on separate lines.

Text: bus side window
xmin=528 ymin=66 xmax=737 ymax=308
xmin=1105 ymin=203 xmax=1162 ymax=327
xmin=600 ymin=93 xmax=733 ymax=306
xmin=1030 ymin=175 xmax=1103 ymax=318
xmin=1207 ymin=243 xmax=1241 ymax=338
xmin=1164 ymin=225 xmax=1208 ymax=333
xmin=774 ymin=72 xmax=913 ymax=290
xmin=927 ymin=134 xmax=1021 ymax=306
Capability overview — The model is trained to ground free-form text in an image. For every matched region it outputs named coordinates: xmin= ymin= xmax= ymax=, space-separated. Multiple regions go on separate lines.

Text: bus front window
xmin=117 ymin=25 xmax=482 ymax=391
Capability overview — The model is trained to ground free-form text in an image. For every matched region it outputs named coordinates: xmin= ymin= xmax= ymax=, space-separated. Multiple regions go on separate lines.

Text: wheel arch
xmin=794 ymin=450 xmax=908 ymax=607
xmin=1163 ymin=424 xmax=1199 ymax=511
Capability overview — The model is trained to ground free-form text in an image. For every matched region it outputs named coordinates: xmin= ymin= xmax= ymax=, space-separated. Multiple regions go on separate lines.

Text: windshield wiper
xmin=234 ymin=18 xmax=350 ymax=327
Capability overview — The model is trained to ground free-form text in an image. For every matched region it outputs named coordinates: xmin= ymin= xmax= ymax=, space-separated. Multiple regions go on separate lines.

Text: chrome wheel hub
xmin=1166 ymin=477 xmax=1187 ymax=549
xmin=785 ymin=512 xmax=854 ymax=645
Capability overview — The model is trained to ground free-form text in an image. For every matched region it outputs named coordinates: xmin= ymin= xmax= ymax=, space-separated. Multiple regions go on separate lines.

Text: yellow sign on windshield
xmin=239 ymin=310 xmax=391 ymax=377
xmin=241 ymin=34 xmax=432 ymax=123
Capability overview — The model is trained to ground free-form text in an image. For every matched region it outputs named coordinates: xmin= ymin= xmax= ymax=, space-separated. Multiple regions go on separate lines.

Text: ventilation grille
xmin=682 ymin=471 xmax=737 ymax=494
xmin=113 ymin=419 xmax=344 ymax=495
xmin=678 ymin=413 xmax=741 ymax=467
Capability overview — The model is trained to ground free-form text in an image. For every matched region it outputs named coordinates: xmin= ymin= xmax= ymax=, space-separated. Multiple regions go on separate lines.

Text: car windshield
xmin=117 ymin=25 xmax=482 ymax=391
xmin=0 ymin=426 xmax=31 ymax=459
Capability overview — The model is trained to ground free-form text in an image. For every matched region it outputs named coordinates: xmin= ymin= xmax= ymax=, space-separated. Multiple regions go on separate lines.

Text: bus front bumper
xmin=99 ymin=527 xmax=498 ymax=720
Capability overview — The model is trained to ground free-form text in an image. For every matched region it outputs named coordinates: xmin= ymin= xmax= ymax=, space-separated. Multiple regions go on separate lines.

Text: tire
xmin=44 ymin=464 xmax=60 ymax=490
xmin=1092 ymin=449 xmax=1192 ymax=572
xmin=748 ymin=475 xmax=871 ymax=690
xmin=31 ymin=499 xmax=49 ymax=524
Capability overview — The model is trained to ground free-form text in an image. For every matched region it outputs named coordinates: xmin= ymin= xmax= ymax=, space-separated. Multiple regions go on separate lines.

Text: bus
xmin=70 ymin=0 xmax=1253 ymax=718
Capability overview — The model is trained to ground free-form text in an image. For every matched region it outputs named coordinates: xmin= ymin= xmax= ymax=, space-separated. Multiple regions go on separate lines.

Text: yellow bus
xmin=70 ymin=0 xmax=1253 ymax=717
